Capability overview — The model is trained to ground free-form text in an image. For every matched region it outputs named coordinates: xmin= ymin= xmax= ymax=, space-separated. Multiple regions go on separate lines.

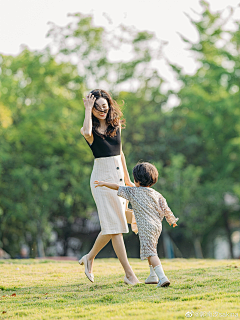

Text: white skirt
xmin=90 ymin=155 xmax=129 ymax=235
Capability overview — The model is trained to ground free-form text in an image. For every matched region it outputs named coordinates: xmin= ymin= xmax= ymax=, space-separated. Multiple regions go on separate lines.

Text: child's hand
xmin=169 ymin=223 xmax=178 ymax=228
xmin=94 ymin=180 xmax=105 ymax=188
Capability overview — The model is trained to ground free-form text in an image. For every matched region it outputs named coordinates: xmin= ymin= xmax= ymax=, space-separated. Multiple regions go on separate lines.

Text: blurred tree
xmin=0 ymin=49 xmax=94 ymax=257
xmin=165 ymin=0 xmax=240 ymax=257
xmin=47 ymin=13 xmax=164 ymax=93
xmin=118 ymin=1 xmax=240 ymax=258
xmin=1 ymin=2 xmax=240 ymax=259
xmin=0 ymin=15 xmax=165 ymax=257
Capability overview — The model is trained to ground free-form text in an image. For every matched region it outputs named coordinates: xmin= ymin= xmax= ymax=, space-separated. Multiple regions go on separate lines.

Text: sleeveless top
xmin=85 ymin=127 xmax=121 ymax=158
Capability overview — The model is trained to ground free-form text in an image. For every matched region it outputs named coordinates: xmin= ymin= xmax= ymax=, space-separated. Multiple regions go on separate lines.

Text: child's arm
xmin=159 ymin=196 xmax=179 ymax=227
xmin=94 ymin=180 xmax=120 ymax=190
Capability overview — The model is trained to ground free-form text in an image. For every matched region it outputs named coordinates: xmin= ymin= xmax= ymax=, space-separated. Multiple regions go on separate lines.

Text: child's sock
xmin=149 ymin=265 xmax=156 ymax=276
xmin=154 ymin=263 xmax=166 ymax=280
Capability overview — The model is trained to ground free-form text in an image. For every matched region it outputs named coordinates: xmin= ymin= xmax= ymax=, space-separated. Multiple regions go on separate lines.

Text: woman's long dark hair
xmin=90 ymin=89 xmax=125 ymax=137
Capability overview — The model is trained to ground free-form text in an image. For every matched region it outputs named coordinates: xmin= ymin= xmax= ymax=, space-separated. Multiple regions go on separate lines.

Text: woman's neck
xmin=99 ymin=119 xmax=107 ymax=126
xmin=96 ymin=119 xmax=108 ymax=134
xmin=98 ymin=119 xmax=108 ymax=131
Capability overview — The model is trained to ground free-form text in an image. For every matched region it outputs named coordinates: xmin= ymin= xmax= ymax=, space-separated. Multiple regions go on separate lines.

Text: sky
xmin=0 ymin=0 xmax=240 ymax=95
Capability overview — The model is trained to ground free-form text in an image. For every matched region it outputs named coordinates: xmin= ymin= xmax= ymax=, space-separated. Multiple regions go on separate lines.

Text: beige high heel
xmin=78 ymin=255 xmax=94 ymax=283
xmin=124 ymin=276 xmax=141 ymax=285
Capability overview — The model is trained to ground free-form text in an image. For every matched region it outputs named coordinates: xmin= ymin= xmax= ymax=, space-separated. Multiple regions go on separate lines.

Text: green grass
xmin=0 ymin=259 xmax=239 ymax=319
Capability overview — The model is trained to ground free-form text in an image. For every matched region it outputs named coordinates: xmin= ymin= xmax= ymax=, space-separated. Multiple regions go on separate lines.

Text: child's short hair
xmin=132 ymin=162 xmax=158 ymax=187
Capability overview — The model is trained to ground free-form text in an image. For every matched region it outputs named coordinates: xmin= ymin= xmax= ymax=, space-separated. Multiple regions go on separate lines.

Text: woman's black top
xmin=85 ymin=127 xmax=121 ymax=158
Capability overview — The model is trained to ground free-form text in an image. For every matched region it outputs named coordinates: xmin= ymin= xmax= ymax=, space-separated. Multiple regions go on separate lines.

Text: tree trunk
xmin=63 ymin=223 xmax=72 ymax=256
xmin=162 ymin=230 xmax=174 ymax=258
xmin=168 ymin=234 xmax=183 ymax=258
xmin=37 ymin=234 xmax=45 ymax=257
xmin=36 ymin=219 xmax=45 ymax=258
xmin=193 ymin=238 xmax=203 ymax=259
xmin=223 ymin=210 xmax=234 ymax=258
xmin=63 ymin=237 xmax=69 ymax=256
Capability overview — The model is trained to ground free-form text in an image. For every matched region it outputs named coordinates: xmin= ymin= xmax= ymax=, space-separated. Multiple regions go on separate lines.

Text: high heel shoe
xmin=124 ymin=276 xmax=141 ymax=285
xmin=78 ymin=255 xmax=94 ymax=283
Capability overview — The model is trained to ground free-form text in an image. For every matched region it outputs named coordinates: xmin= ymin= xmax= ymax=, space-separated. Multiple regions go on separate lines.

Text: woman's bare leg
xmin=87 ymin=232 xmax=112 ymax=273
xmin=111 ymin=233 xmax=139 ymax=284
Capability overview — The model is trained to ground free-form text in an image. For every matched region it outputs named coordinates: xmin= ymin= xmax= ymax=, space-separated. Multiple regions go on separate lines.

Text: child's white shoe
xmin=145 ymin=265 xmax=158 ymax=284
xmin=157 ymin=276 xmax=170 ymax=287
xmin=145 ymin=274 xmax=158 ymax=284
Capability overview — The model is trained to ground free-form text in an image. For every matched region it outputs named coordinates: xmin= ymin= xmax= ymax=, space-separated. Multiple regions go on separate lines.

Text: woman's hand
xmin=83 ymin=93 xmax=96 ymax=110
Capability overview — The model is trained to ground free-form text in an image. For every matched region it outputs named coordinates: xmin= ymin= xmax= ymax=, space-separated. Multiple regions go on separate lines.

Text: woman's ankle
xmin=125 ymin=271 xmax=137 ymax=280
xmin=125 ymin=274 xmax=139 ymax=284
xmin=87 ymin=253 xmax=94 ymax=262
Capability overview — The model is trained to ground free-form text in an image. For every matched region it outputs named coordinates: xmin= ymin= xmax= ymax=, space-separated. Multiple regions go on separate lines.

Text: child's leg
xmin=148 ymin=256 xmax=165 ymax=279
xmin=148 ymin=255 xmax=166 ymax=279
xmin=148 ymin=256 xmax=162 ymax=269
xmin=145 ymin=259 xmax=158 ymax=284
xmin=148 ymin=256 xmax=170 ymax=287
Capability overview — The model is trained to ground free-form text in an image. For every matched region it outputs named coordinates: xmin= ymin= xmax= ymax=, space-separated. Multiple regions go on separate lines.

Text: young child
xmin=94 ymin=162 xmax=179 ymax=287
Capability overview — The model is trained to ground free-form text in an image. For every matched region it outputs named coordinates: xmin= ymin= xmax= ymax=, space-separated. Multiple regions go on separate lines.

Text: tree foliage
xmin=0 ymin=2 xmax=239 ymax=258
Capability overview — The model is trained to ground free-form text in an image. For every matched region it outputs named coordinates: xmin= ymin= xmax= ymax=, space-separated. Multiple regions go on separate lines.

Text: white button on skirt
xmin=90 ymin=155 xmax=128 ymax=235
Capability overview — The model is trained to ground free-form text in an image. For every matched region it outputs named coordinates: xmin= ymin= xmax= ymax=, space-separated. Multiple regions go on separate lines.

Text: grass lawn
xmin=0 ymin=258 xmax=239 ymax=319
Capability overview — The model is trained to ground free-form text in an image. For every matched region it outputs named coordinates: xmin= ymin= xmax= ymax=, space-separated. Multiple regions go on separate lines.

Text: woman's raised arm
xmin=80 ymin=93 xmax=96 ymax=141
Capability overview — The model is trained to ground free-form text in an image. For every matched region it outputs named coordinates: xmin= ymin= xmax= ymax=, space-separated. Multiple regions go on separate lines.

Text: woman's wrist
xmin=125 ymin=179 xmax=135 ymax=187
xmin=85 ymin=106 xmax=93 ymax=113
xmin=124 ymin=176 xmax=130 ymax=183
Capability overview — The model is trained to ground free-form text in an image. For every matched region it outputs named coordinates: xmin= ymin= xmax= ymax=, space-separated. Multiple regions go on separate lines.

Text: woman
xmin=79 ymin=89 xmax=139 ymax=285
